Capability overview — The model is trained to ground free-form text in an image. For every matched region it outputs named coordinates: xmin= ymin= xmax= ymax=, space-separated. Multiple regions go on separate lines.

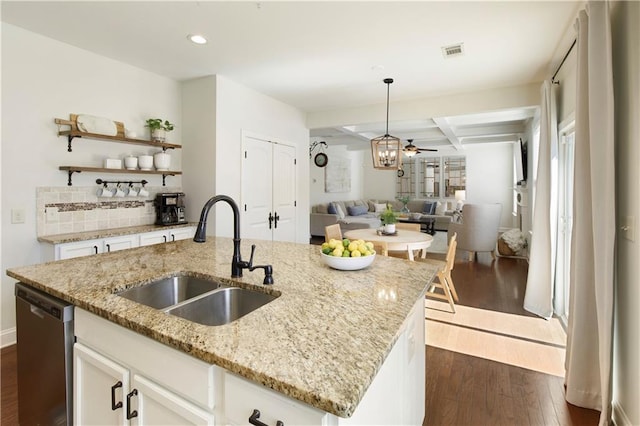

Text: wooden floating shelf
xmin=57 ymin=129 xmax=182 ymax=151
xmin=55 ymin=115 xmax=181 ymax=151
xmin=59 ymin=166 xmax=182 ymax=186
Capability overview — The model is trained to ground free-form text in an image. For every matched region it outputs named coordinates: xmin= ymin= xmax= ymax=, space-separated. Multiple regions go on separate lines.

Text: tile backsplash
xmin=37 ymin=185 xmax=182 ymax=237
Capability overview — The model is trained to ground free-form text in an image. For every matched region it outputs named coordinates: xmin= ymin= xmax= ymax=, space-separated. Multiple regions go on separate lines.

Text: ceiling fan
xmin=402 ymin=139 xmax=437 ymax=157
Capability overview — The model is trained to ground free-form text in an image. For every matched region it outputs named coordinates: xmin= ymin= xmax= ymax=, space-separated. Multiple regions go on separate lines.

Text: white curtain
xmin=565 ymin=2 xmax=615 ymax=425
xmin=523 ymin=80 xmax=558 ymax=319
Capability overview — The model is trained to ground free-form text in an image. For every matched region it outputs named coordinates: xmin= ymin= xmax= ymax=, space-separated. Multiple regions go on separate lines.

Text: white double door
xmin=242 ymin=134 xmax=296 ymax=242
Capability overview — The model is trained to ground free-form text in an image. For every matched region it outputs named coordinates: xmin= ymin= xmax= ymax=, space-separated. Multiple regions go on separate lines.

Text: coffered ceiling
xmin=1 ymin=1 xmax=579 ymax=150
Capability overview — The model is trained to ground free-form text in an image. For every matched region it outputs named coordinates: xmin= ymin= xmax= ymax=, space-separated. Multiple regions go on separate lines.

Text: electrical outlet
xmin=11 ymin=208 xmax=26 ymax=224
xmin=622 ymin=216 xmax=635 ymax=242
xmin=46 ymin=206 xmax=59 ymax=223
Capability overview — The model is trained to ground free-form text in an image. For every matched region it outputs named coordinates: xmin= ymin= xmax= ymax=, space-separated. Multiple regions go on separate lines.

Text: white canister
xmin=384 ymin=223 xmax=396 ymax=234
xmin=138 ymin=155 xmax=153 ymax=171
xmin=124 ymin=156 xmax=138 ymax=170
xmin=153 ymin=151 xmax=171 ymax=171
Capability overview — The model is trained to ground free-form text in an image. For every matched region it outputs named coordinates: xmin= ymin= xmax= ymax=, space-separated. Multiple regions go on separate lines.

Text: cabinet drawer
xmin=75 ymin=309 xmax=215 ymax=410
xmin=223 ymin=372 xmax=326 ymax=425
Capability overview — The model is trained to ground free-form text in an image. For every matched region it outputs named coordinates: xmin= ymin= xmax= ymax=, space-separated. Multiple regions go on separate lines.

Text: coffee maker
xmin=155 ymin=193 xmax=187 ymax=225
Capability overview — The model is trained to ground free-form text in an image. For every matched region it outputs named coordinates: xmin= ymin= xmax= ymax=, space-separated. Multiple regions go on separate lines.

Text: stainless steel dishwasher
xmin=15 ymin=282 xmax=74 ymax=426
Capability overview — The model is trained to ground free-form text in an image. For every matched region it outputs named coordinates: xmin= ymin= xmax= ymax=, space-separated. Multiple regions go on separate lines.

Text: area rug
xmin=429 ymin=231 xmax=448 ymax=254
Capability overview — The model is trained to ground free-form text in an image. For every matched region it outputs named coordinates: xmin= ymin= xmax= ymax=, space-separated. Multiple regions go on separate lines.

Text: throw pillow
xmin=335 ymin=203 xmax=346 ymax=219
xmin=347 ymin=205 xmax=368 ymax=216
xmin=316 ymin=203 xmax=328 ymax=214
xmin=422 ymin=201 xmax=436 ymax=215
xmin=374 ymin=203 xmax=387 ymax=213
xmin=367 ymin=200 xmax=376 ymax=212
xmin=327 ymin=203 xmax=337 ymax=215
xmin=435 ymin=201 xmax=446 ymax=215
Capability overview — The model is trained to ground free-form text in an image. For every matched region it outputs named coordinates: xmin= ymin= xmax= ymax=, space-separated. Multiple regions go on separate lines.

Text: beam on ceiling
xmin=432 ymin=117 xmax=464 ymax=151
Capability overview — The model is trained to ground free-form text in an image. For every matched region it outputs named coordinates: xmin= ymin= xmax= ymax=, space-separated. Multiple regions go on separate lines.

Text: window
xmin=396 ymin=156 xmax=466 ymax=200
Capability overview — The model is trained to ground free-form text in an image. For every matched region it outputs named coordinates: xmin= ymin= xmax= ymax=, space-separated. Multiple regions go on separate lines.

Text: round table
xmin=344 ymin=228 xmax=433 ymax=261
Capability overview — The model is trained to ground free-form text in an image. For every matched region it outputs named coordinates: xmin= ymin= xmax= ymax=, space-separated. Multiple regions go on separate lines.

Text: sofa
xmin=310 ymin=198 xmax=455 ymax=237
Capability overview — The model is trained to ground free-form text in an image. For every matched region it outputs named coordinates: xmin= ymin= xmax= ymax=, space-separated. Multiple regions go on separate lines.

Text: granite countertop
xmin=7 ymin=237 xmax=438 ymax=417
xmin=38 ymin=223 xmax=196 ymax=244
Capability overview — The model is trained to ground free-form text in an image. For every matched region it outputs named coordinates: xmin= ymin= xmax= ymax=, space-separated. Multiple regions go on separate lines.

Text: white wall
xmin=1 ymin=23 xmax=182 ymax=344
xmin=310 ymin=146 xmax=363 ymax=206
xmin=611 ymin=2 xmax=640 ymax=425
xmin=182 ymin=75 xmax=310 ymax=244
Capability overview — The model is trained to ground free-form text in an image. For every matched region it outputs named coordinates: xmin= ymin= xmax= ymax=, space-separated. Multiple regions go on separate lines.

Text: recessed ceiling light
xmin=187 ymin=34 xmax=207 ymax=45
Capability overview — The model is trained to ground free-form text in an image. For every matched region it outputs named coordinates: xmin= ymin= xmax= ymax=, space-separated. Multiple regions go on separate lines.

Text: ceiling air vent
xmin=441 ymin=43 xmax=464 ymax=58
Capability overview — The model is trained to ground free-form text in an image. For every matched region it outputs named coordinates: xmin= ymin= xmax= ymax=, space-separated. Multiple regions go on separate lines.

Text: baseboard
xmin=1 ymin=327 xmax=16 ymax=348
xmin=613 ymin=400 xmax=633 ymax=426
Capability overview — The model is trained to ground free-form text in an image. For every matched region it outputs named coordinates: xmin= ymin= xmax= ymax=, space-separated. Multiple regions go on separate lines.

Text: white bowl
xmin=123 ymin=156 xmax=138 ymax=170
xmin=321 ymin=251 xmax=376 ymax=271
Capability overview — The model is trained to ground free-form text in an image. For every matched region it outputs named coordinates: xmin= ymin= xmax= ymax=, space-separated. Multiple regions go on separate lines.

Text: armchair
xmin=448 ymin=203 xmax=502 ymax=261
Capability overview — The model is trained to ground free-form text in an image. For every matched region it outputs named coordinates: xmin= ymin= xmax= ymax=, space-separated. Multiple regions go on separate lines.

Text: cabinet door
xmin=169 ymin=226 xmax=195 ymax=242
xmin=104 ymin=235 xmax=140 ymax=253
xmin=58 ymin=240 xmax=101 ymax=260
xmin=74 ymin=343 xmax=129 ymax=426
xmin=131 ymin=374 xmax=214 ymax=425
xmin=139 ymin=230 xmax=169 ymax=247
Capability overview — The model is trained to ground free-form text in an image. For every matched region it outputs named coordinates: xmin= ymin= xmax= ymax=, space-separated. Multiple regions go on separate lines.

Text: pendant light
xmin=371 ymin=78 xmax=402 ymax=170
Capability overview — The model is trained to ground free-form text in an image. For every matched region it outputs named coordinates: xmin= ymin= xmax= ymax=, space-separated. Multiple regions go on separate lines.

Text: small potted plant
xmin=397 ymin=195 xmax=410 ymax=214
xmin=379 ymin=204 xmax=398 ymax=234
xmin=145 ymin=118 xmax=175 ymax=143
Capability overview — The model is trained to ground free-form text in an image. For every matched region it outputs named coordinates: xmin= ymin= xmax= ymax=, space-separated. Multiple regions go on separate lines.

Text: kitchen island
xmin=7 ymin=237 xmax=438 ymax=423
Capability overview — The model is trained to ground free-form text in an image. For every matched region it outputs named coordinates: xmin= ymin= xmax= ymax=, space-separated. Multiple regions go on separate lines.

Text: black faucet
xmin=193 ymin=195 xmax=274 ymax=285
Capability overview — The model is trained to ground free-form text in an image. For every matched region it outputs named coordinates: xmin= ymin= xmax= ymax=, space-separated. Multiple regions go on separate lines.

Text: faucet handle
xmin=248 ymin=244 xmax=256 ymax=268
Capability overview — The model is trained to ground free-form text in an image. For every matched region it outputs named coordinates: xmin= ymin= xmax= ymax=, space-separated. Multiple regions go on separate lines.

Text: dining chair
xmin=324 ymin=224 xmax=342 ymax=242
xmin=371 ymin=241 xmax=388 ymax=256
xmin=424 ymin=232 xmax=459 ymax=312
xmin=396 ymin=222 xmax=421 ymax=232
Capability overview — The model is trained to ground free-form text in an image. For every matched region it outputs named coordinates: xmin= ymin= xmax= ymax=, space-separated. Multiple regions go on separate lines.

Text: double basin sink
xmin=118 ymin=275 xmax=277 ymax=326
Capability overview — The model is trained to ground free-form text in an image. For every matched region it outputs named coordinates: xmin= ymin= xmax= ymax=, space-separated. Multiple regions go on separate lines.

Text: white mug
xmin=98 ymin=187 xmax=113 ymax=198
xmin=138 ymin=187 xmax=149 ymax=197
xmin=114 ymin=185 xmax=125 ymax=197
xmin=126 ymin=186 xmax=139 ymax=197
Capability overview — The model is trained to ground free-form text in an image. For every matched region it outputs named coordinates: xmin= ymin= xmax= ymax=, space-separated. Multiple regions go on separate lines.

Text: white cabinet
xmin=74 ymin=343 xmax=212 ymax=425
xmin=42 ymin=226 xmax=195 ymax=261
xmin=74 ymin=309 xmax=215 ymax=425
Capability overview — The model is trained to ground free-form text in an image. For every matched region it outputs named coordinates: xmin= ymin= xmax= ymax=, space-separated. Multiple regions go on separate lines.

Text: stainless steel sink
xmin=118 ymin=275 xmax=277 ymax=325
xmin=166 ymin=287 xmax=277 ymax=326
xmin=118 ymin=275 xmax=224 ymax=309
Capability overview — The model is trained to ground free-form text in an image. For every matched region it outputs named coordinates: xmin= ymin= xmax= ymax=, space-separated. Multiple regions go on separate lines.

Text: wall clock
xmin=397 ymin=169 xmax=404 ymax=177
xmin=314 ymin=152 xmax=328 ymax=168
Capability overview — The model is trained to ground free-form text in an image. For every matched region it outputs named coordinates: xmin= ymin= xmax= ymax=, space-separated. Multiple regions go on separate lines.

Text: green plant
xmin=145 ymin=118 xmax=175 ymax=132
xmin=396 ymin=195 xmax=410 ymax=205
xmin=379 ymin=205 xmax=398 ymax=225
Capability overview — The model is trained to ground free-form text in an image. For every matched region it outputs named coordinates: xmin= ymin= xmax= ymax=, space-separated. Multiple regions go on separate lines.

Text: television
xmin=515 ymin=138 xmax=527 ymax=184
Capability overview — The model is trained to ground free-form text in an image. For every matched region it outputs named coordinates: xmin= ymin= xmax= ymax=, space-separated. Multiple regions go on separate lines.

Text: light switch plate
xmin=11 ymin=208 xmax=26 ymax=224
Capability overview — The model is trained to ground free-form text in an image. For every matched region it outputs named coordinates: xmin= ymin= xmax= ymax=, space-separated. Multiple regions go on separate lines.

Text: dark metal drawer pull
xmin=249 ymin=409 xmax=284 ymax=426
xmin=110 ymin=381 xmax=122 ymax=410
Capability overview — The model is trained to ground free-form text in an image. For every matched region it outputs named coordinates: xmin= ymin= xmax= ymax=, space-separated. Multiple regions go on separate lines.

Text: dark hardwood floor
xmin=1 ymin=252 xmax=599 ymax=425
xmin=423 ymin=252 xmax=600 ymax=426
xmin=1 ymin=344 xmax=18 ymax=425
